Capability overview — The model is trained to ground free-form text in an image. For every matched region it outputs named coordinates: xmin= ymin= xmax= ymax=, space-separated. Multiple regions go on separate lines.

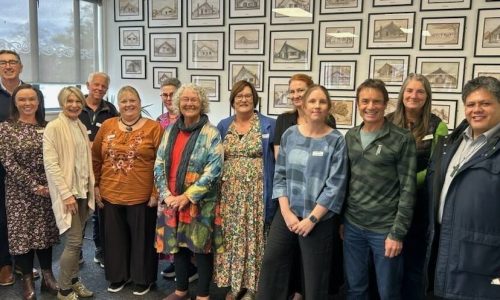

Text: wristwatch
xmin=308 ymin=214 xmax=318 ymax=224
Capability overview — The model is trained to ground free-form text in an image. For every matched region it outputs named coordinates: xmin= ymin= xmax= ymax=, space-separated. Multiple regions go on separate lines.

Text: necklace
xmin=450 ymin=138 xmax=484 ymax=177
xmin=120 ymin=116 xmax=142 ymax=132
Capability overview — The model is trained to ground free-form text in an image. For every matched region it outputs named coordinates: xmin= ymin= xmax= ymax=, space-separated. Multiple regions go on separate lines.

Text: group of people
xmin=0 ymin=48 xmax=499 ymax=300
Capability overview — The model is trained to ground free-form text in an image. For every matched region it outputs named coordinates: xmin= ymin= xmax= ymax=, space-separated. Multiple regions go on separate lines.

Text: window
xmin=0 ymin=0 xmax=101 ymax=109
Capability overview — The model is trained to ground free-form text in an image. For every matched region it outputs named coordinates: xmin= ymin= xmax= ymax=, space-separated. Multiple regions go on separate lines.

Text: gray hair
xmin=161 ymin=77 xmax=181 ymax=89
xmin=462 ymin=76 xmax=500 ymax=103
xmin=173 ymin=83 xmax=210 ymax=115
xmin=87 ymin=72 xmax=110 ymax=85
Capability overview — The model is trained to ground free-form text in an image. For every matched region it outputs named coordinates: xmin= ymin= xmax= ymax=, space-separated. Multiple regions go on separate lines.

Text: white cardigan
xmin=43 ymin=112 xmax=95 ymax=234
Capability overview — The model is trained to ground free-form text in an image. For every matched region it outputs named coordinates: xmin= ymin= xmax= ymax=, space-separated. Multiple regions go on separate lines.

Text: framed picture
xmin=187 ymin=32 xmax=224 ymax=70
xmin=187 ymin=0 xmax=224 ymax=27
xmin=149 ymin=33 xmax=181 ymax=62
xmin=270 ymin=30 xmax=313 ymax=71
xmin=330 ymin=97 xmax=356 ymax=129
xmin=420 ymin=17 xmax=466 ymax=50
xmin=147 ymin=0 xmax=182 ymax=27
xmin=472 ymin=64 xmax=500 ymax=81
xmin=475 ymin=9 xmax=500 ymax=57
xmin=368 ymin=12 xmax=415 ymax=49
xmin=121 ymin=55 xmax=146 ymax=79
xmin=373 ymin=0 xmax=412 ymax=6
xmin=320 ymin=0 xmax=363 ymax=14
xmin=228 ymin=61 xmax=264 ymax=92
xmin=229 ymin=23 xmax=265 ymax=55
xmin=318 ymin=19 xmax=362 ymax=55
xmin=416 ymin=57 xmax=466 ymax=93
xmin=267 ymin=76 xmax=292 ymax=116
xmin=421 ymin=0 xmax=471 ymax=11
xmin=153 ymin=67 xmax=178 ymax=89
xmin=191 ymin=75 xmax=220 ymax=102
xmin=119 ymin=26 xmax=144 ymax=50
xmin=319 ymin=61 xmax=356 ymax=91
xmin=431 ymin=98 xmax=458 ymax=130
xmin=271 ymin=0 xmax=314 ymax=24
xmin=369 ymin=55 xmax=410 ymax=87
xmin=385 ymin=93 xmax=399 ymax=116
xmin=114 ymin=0 xmax=144 ymax=21
xmin=229 ymin=0 xmax=265 ymax=18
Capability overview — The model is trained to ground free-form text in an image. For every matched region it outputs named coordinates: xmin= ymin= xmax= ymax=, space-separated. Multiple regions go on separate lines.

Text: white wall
xmin=103 ymin=1 xmax=500 ymax=128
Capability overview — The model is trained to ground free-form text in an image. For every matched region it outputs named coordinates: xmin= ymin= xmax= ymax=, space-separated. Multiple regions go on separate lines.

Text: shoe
xmin=188 ymin=263 xmax=198 ymax=283
xmin=132 ymin=283 xmax=153 ymax=296
xmin=163 ymin=291 xmax=189 ymax=300
xmin=161 ymin=263 xmax=175 ymax=279
xmin=71 ymin=279 xmax=93 ymax=298
xmin=40 ymin=269 xmax=59 ymax=295
xmin=108 ymin=279 xmax=131 ymax=293
xmin=0 ymin=265 xmax=15 ymax=286
xmin=93 ymin=250 xmax=104 ymax=268
xmin=14 ymin=265 xmax=40 ymax=280
xmin=22 ymin=273 xmax=36 ymax=300
xmin=57 ymin=291 xmax=78 ymax=300
xmin=78 ymin=251 xmax=84 ymax=265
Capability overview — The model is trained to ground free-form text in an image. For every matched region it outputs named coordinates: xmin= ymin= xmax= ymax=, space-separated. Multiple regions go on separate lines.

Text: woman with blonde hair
xmin=43 ymin=86 xmax=95 ymax=300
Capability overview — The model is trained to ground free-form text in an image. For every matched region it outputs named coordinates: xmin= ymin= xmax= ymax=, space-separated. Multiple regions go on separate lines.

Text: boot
xmin=22 ymin=273 xmax=36 ymax=300
xmin=0 ymin=265 xmax=15 ymax=286
xmin=40 ymin=269 xmax=59 ymax=295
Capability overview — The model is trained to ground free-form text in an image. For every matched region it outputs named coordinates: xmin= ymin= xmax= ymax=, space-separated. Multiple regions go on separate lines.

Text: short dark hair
xmin=0 ymin=49 xmax=22 ymax=63
xmin=229 ymin=80 xmax=259 ymax=108
xmin=356 ymin=79 xmax=389 ymax=104
xmin=462 ymin=76 xmax=500 ymax=103
xmin=11 ymin=84 xmax=46 ymax=126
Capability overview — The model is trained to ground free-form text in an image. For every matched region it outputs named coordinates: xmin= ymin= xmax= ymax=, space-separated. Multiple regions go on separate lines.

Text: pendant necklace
xmin=450 ymin=139 xmax=483 ymax=177
xmin=120 ymin=116 xmax=141 ymax=132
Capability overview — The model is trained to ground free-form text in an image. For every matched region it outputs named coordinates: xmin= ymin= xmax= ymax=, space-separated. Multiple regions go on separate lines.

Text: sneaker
xmin=161 ymin=263 xmax=175 ymax=279
xmin=108 ymin=279 xmax=131 ymax=293
xmin=132 ymin=283 xmax=153 ymax=296
xmin=93 ymin=250 xmax=104 ymax=268
xmin=71 ymin=280 xmax=93 ymax=298
xmin=57 ymin=290 xmax=78 ymax=300
xmin=188 ymin=263 xmax=198 ymax=283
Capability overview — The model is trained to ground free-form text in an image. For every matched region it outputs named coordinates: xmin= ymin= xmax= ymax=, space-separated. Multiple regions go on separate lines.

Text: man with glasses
xmin=79 ymin=72 xmax=118 ymax=268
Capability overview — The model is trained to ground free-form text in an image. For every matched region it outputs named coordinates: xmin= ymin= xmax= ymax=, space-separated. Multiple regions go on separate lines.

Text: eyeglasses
xmin=0 ymin=60 xmax=20 ymax=67
xmin=161 ymin=93 xmax=174 ymax=98
xmin=235 ymin=94 xmax=253 ymax=101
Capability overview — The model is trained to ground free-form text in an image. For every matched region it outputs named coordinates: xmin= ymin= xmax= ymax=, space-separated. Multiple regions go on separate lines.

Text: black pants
xmin=14 ymin=248 xmax=52 ymax=275
xmin=174 ymin=247 xmax=213 ymax=297
xmin=0 ymin=165 xmax=11 ymax=267
xmin=103 ymin=200 xmax=158 ymax=285
xmin=257 ymin=211 xmax=334 ymax=300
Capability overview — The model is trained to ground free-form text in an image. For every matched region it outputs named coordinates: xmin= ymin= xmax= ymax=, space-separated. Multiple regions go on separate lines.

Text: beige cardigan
xmin=43 ymin=112 xmax=95 ymax=234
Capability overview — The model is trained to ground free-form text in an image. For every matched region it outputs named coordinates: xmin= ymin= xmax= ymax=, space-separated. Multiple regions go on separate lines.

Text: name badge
xmin=87 ymin=130 xmax=91 ymax=135
xmin=36 ymin=129 xmax=44 ymax=134
xmin=423 ymin=134 xmax=433 ymax=141
xmin=262 ymin=133 xmax=270 ymax=139
xmin=96 ymin=122 xmax=102 ymax=127
xmin=107 ymin=134 xmax=115 ymax=141
xmin=312 ymin=151 xmax=324 ymax=157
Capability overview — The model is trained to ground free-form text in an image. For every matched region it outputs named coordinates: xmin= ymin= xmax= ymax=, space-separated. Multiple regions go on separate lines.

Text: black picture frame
xmin=187 ymin=0 xmax=224 ymax=27
xmin=191 ymin=74 xmax=221 ymax=102
xmin=269 ymin=29 xmax=313 ymax=71
xmin=121 ymin=55 xmax=146 ymax=79
xmin=228 ymin=60 xmax=264 ymax=92
xmin=229 ymin=0 xmax=266 ymax=18
xmin=416 ymin=56 xmax=466 ymax=94
xmin=373 ymin=0 xmax=413 ymax=7
xmin=367 ymin=12 xmax=415 ymax=49
xmin=119 ymin=26 xmax=144 ymax=51
xmin=475 ymin=9 xmax=500 ymax=57
xmin=114 ymin=0 xmax=144 ymax=22
xmin=420 ymin=0 xmax=471 ymax=11
xmin=319 ymin=60 xmax=357 ymax=91
xmin=229 ymin=23 xmax=266 ymax=56
xmin=319 ymin=0 xmax=363 ymax=14
xmin=149 ymin=32 xmax=181 ymax=62
xmin=186 ymin=32 xmax=225 ymax=70
xmin=420 ymin=16 xmax=466 ymax=51
xmin=318 ymin=19 xmax=362 ymax=55
xmin=271 ymin=0 xmax=314 ymax=25
xmin=147 ymin=0 xmax=182 ymax=28
xmin=153 ymin=67 xmax=178 ymax=89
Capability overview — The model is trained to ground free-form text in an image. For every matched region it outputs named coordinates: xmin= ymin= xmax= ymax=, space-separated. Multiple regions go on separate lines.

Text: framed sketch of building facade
xmin=330 ymin=97 xmax=356 ymax=129
xmin=149 ymin=33 xmax=181 ymax=62
xmin=119 ymin=26 xmax=144 ymax=50
xmin=147 ymin=0 xmax=182 ymax=27
xmin=191 ymin=75 xmax=220 ymax=102
xmin=416 ymin=57 xmax=466 ymax=93
xmin=228 ymin=61 xmax=264 ymax=92
xmin=153 ymin=67 xmax=178 ymax=89
xmin=421 ymin=0 xmax=471 ymax=11
xmin=369 ymin=55 xmax=409 ymax=87
xmin=473 ymin=64 xmax=500 ymax=81
xmin=368 ymin=12 xmax=415 ymax=49
xmin=475 ymin=9 xmax=500 ymax=57
xmin=187 ymin=0 xmax=224 ymax=26
xmin=267 ymin=76 xmax=292 ymax=116
xmin=121 ymin=55 xmax=146 ymax=79
xmin=270 ymin=30 xmax=313 ymax=71
xmin=229 ymin=23 xmax=265 ymax=55
xmin=271 ymin=0 xmax=314 ymax=24
xmin=187 ymin=32 xmax=224 ymax=70
xmin=320 ymin=0 xmax=362 ymax=14
xmin=229 ymin=0 xmax=265 ymax=18
xmin=318 ymin=20 xmax=362 ymax=54
xmin=115 ymin=0 xmax=144 ymax=21
xmin=431 ymin=98 xmax=458 ymax=130
xmin=420 ymin=17 xmax=465 ymax=50
xmin=319 ymin=61 xmax=356 ymax=91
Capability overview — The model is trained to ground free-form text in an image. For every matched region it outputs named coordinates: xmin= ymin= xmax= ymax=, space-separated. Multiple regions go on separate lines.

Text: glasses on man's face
xmin=161 ymin=93 xmax=174 ymax=98
xmin=235 ymin=94 xmax=253 ymax=101
xmin=0 ymin=60 xmax=20 ymax=67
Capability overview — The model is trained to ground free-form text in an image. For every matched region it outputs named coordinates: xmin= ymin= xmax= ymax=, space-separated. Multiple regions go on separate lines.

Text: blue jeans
xmin=344 ymin=220 xmax=403 ymax=300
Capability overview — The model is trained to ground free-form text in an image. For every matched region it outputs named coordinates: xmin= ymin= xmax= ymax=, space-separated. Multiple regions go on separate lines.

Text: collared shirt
xmin=438 ymin=122 xmax=500 ymax=223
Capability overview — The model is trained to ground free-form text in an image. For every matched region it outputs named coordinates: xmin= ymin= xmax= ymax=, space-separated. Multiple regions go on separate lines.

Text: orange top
xmin=92 ymin=117 xmax=163 ymax=205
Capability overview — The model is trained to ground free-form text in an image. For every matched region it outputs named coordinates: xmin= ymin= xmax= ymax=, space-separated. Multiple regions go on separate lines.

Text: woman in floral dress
xmin=0 ymin=84 xmax=59 ymax=300
xmin=215 ymin=81 xmax=276 ymax=300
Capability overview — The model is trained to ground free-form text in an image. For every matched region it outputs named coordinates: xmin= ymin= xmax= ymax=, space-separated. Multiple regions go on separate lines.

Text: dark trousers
xmin=174 ymin=248 xmax=213 ymax=297
xmin=92 ymin=207 xmax=105 ymax=251
xmin=257 ymin=211 xmax=334 ymax=300
xmin=14 ymin=248 xmax=52 ymax=275
xmin=0 ymin=166 xmax=11 ymax=267
xmin=103 ymin=200 xmax=158 ymax=285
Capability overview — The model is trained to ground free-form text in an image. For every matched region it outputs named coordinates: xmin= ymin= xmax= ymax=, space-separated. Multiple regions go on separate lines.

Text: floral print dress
xmin=0 ymin=121 xmax=59 ymax=255
xmin=214 ymin=114 xmax=265 ymax=294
